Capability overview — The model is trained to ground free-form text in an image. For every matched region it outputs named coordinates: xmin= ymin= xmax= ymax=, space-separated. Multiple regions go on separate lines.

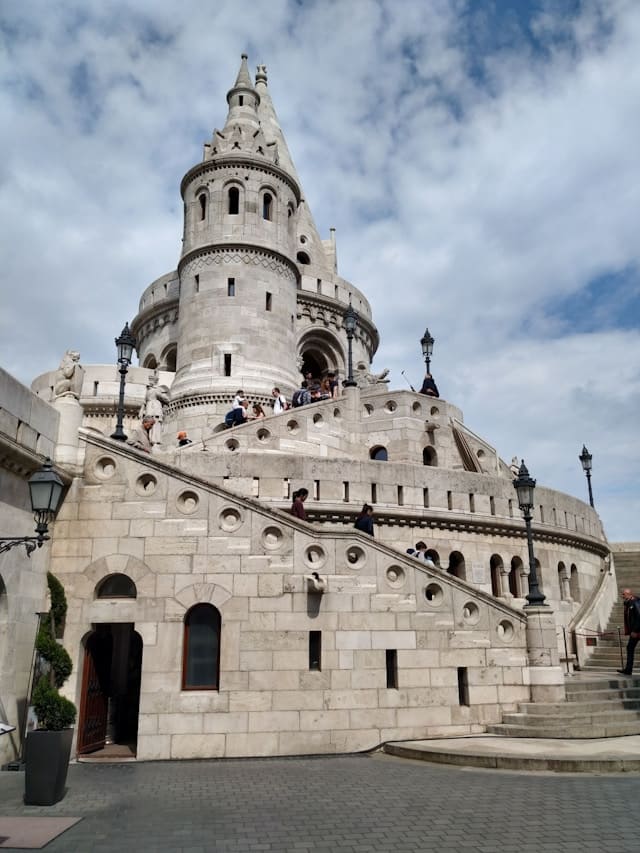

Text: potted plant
xmin=24 ymin=573 xmax=76 ymax=806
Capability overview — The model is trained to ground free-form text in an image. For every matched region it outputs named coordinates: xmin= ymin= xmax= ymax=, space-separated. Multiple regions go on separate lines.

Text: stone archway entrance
xmin=77 ymin=624 xmax=142 ymax=757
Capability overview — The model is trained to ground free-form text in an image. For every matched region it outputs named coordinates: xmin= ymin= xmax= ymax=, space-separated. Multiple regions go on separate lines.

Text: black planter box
xmin=24 ymin=729 xmax=73 ymax=806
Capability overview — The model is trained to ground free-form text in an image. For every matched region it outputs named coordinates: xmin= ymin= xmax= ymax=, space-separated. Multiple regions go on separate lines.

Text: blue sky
xmin=1 ymin=0 xmax=639 ymax=540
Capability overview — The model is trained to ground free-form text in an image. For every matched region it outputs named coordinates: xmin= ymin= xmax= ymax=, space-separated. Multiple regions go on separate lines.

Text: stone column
xmin=525 ymin=606 xmax=566 ymax=703
xmin=53 ymin=395 xmax=84 ymax=475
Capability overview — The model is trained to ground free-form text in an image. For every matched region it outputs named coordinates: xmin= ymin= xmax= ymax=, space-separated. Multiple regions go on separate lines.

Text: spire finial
xmin=233 ymin=53 xmax=253 ymax=89
xmin=256 ymin=64 xmax=268 ymax=85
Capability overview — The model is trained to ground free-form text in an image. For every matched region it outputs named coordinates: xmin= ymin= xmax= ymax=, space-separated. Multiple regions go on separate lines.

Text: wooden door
xmin=77 ymin=632 xmax=110 ymax=754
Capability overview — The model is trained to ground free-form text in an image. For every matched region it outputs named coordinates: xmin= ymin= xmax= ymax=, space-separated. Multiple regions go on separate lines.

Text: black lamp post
xmin=111 ymin=322 xmax=136 ymax=441
xmin=343 ymin=304 xmax=358 ymax=388
xmin=0 ymin=459 xmax=65 ymax=556
xmin=513 ymin=460 xmax=546 ymax=607
xmin=420 ymin=327 xmax=435 ymax=374
xmin=579 ymin=444 xmax=594 ymax=508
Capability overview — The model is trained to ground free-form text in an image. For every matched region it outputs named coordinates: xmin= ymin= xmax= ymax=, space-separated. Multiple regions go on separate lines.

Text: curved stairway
xmin=487 ymin=548 xmax=640 ymax=738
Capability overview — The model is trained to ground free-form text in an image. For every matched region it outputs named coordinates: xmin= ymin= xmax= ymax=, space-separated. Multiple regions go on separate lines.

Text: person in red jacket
xmin=618 ymin=588 xmax=640 ymax=676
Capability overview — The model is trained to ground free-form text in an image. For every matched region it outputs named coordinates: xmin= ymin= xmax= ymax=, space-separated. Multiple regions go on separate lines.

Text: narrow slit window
xmin=228 ymin=277 xmax=235 ymax=296
xmin=490 ymin=496 xmax=495 ymax=516
xmin=309 ymin=631 xmax=321 ymax=671
xmin=194 ymin=274 xmax=200 ymax=293
xmin=508 ymin=499 xmax=514 ymax=518
xmin=469 ymin=493 xmax=475 ymax=513
xmin=182 ymin=604 xmax=221 ymax=691
xmin=316 ymin=278 xmax=322 ymax=293
xmin=313 ymin=479 xmax=320 ymax=500
xmin=238 ymin=95 xmax=244 ymax=106
xmin=262 ymin=192 xmax=273 ymax=221
xmin=386 ymin=649 xmax=398 ymax=689
xmin=457 ymin=667 xmax=469 ymax=706
xmin=423 ymin=487 xmax=429 ymax=508
xmin=93 ymin=381 xmax=99 ymax=397
xmin=343 ymin=481 xmax=349 ymax=502
xmin=447 ymin=491 xmax=453 ymax=510
xmin=265 ymin=292 xmax=272 ymax=311
xmin=224 ymin=354 xmax=232 ymax=377
xmin=397 ymin=485 xmax=404 ymax=506
xmin=228 ymin=187 xmax=239 ymax=215
xmin=371 ymin=483 xmax=377 ymax=504
xmin=283 ymin=478 xmax=291 ymax=500
xmin=539 ymin=505 xmax=545 ymax=523
xmin=198 ymin=194 xmax=206 ymax=221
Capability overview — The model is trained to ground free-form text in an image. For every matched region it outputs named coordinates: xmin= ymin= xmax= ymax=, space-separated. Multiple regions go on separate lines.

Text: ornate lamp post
xmin=420 ymin=327 xmax=435 ymax=374
xmin=579 ymin=444 xmax=594 ymax=508
xmin=343 ymin=304 xmax=358 ymax=388
xmin=0 ymin=459 xmax=65 ymax=556
xmin=513 ymin=460 xmax=546 ymax=607
xmin=111 ymin=322 xmax=136 ymax=441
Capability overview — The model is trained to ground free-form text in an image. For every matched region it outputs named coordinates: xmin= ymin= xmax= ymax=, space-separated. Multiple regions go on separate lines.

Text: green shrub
xmin=32 ymin=678 xmax=77 ymax=731
xmin=47 ymin=572 xmax=67 ymax=638
xmin=33 ymin=573 xmax=76 ymax=729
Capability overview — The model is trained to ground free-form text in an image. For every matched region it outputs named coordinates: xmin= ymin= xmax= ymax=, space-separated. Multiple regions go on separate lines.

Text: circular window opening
xmin=304 ymin=545 xmax=326 ymax=568
xmin=477 ymin=449 xmax=485 ymax=460
xmin=256 ymin=428 xmax=271 ymax=442
xmin=177 ymin=490 xmax=199 ymax=514
xmin=297 ymin=251 xmax=310 ymax=265
xmin=300 ymin=235 xmax=307 ymax=243
xmin=95 ymin=457 xmax=116 ymax=480
xmin=313 ymin=413 xmax=324 ymax=426
xmin=136 ymin=473 xmax=157 ymax=495
xmin=430 ymin=406 xmax=440 ymax=416
xmin=286 ymin=419 xmax=299 ymax=434
xmin=333 ymin=408 xmax=341 ymax=419
xmin=462 ymin=601 xmax=480 ymax=625
xmin=424 ymin=583 xmax=444 ymax=605
xmin=262 ymin=525 xmax=284 ymax=550
xmin=385 ymin=400 xmax=397 ymax=413
xmin=225 ymin=438 xmax=239 ymax=451
xmin=219 ymin=506 xmax=243 ymax=532
xmin=497 ymin=619 xmax=515 ymax=642
xmin=345 ymin=545 xmax=366 ymax=569
xmin=363 ymin=404 xmax=373 ymax=417
xmin=386 ymin=565 xmax=406 ymax=588
xmin=412 ymin=401 xmax=422 ymax=415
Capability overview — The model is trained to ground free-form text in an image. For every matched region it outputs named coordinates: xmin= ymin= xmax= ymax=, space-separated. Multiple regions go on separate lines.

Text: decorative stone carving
xmin=355 ymin=364 xmax=389 ymax=387
xmin=53 ymin=350 xmax=84 ymax=399
xmin=140 ymin=371 xmax=170 ymax=448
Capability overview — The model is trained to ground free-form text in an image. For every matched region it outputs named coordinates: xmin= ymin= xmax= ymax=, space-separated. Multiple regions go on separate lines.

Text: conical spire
xmin=254 ymin=64 xmax=298 ymax=179
xmin=230 ymin=53 xmax=254 ymax=96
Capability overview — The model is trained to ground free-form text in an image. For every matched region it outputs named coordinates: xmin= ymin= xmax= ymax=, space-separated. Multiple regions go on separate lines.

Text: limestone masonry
xmin=1 ymin=56 xmax=615 ymax=765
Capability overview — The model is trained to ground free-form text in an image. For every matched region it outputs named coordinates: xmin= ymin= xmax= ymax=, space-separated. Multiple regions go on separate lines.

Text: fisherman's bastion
xmin=0 ymin=55 xmax=626 ymax=767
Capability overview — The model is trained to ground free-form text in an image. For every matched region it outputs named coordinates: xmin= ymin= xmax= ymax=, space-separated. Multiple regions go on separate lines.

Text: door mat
xmin=0 ymin=817 xmax=81 ymax=849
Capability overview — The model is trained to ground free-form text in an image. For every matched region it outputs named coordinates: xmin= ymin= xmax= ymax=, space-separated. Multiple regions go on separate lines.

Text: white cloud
xmin=1 ymin=0 xmax=638 ymax=540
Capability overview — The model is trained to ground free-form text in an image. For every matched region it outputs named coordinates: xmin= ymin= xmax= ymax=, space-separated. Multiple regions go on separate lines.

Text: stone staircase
xmin=487 ymin=548 xmax=640 ymax=738
xmin=487 ymin=673 xmax=640 ymax=737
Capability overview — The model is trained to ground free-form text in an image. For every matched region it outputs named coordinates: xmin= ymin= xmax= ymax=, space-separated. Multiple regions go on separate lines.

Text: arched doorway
xmin=77 ymin=624 xmax=142 ymax=757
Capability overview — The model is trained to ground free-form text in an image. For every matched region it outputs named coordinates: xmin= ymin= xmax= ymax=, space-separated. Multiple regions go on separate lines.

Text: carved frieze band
xmin=181 ymin=156 xmax=301 ymax=203
xmin=180 ymin=246 xmax=297 ymax=283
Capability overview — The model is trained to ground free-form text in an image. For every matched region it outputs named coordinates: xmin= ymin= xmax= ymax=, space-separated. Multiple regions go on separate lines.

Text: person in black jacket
xmin=419 ymin=372 xmax=439 ymax=398
xmin=618 ymin=589 xmax=640 ymax=676
xmin=354 ymin=504 xmax=374 ymax=536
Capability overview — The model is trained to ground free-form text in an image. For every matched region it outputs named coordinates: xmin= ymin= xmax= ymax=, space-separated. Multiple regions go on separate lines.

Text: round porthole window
xmin=497 ymin=619 xmax=515 ymax=642
xmin=135 ymin=473 xmax=157 ymax=495
xmin=261 ymin=525 xmax=284 ymax=550
xmin=219 ymin=506 xmax=243 ymax=532
xmin=424 ymin=583 xmax=443 ymax=606
xmin=462 ymin=601 xmax=480 ymax=625
xmin=94 ymin=457 xmax=116 ymax=480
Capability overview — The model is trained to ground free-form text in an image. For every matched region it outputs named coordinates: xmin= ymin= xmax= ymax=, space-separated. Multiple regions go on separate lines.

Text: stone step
xmin=517 ymin=698 xmax=640 ymax=715
xmin=487 ymin=719 xmax=640 ymax=738
xmin=500 ymin=709 xmax=640 ymax=727
xmin=566 ymin=675 xmax=640 ymax=691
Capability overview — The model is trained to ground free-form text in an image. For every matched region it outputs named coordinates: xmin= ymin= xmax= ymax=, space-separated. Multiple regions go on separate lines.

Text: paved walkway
xmin=2 ymin=752 xmax=640 ymax=852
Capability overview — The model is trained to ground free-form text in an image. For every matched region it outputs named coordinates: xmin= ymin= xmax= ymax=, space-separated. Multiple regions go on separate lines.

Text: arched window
xmin=182 ymin=603 xmax=221 ymax=690
xmin=198 ymin=193 xmax=207 ymax=221
xmin=297 ymin=251 xmax=310 ymax=265
xmin=228 ymin=187 xmax=240 ymax=215
xmin=162 ymin=345 xmax=177 ymax=373
xmin=96 ymin=574 xmax=137 ymax=599
xmin=423 ymin=447 xmax=437 ymax=467
xmin=370 ymin=446 xmax=388 ymax=461
xmin=569 ymin=564 xmax=580 ymax=602
xmin=425 ymin=549 xmax=440 ymax=567
xmin=490 ymin=555 xmax=503 ymax=597
xmin=509 ymin=557 xmax=523 ymax=597
xmin=448 ymin=551 xmax=466 ymax=581
xmin=143 ymin=355 xmax=158 ymax=370
xmin=262 ymin=192 xmax=273 ymax=221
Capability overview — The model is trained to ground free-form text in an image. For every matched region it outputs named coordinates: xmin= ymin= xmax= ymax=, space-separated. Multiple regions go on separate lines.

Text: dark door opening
xmin=77 ymin=624 xmax=142 ymax=756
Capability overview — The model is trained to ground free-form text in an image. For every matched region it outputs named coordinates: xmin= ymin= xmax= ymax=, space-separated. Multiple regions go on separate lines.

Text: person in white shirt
xmin=271 ymin=387 xmax=288 ymax=414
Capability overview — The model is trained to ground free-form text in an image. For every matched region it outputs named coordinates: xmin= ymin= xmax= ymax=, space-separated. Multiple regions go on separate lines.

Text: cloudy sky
xmin=1 ymin=0 xmax=639 ymax=541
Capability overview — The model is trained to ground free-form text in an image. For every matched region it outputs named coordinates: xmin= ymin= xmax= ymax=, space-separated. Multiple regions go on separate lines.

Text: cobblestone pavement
xmin=1 ymin=753 xmax=640 ymax=852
